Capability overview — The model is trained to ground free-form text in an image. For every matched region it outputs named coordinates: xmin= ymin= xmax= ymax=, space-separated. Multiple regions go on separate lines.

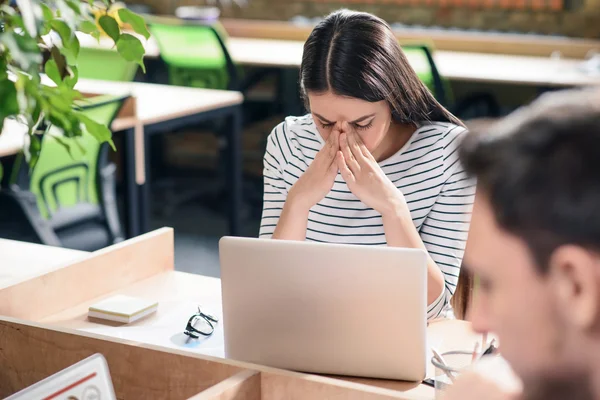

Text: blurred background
xmin=1 ymin=0 xmax=599 ymax=277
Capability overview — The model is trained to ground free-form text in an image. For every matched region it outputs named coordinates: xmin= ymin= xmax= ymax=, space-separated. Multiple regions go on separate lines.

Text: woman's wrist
xmin=380 ymin=194 xmax=410 ymax=221
xmin=287 ymin=186 xmax=314 ymax=214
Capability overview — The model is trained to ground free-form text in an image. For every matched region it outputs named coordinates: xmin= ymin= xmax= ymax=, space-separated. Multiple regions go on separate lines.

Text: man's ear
xmin=549 ymin=246 xmax=600 ymax=331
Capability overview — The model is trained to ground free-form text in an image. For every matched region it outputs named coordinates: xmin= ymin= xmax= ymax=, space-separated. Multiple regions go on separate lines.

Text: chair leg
xmin=100 ymin=163 xmax=125 ymax=243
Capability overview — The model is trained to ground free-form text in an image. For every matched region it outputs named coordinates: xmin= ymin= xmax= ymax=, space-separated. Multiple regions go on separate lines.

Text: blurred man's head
xmin=459 ymin=89 xmax=600 ymax=392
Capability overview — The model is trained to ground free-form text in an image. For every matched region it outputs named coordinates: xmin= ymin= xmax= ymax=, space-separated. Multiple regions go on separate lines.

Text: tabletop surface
xmin=0 ymin=239 xmax=87 ymax=291
xmin=77 ymin=31 xmax=600 ymax=87
xmin=40 ymin=269 xmax=484 ymax=398
xmin=226 ymin=38 xmax=600 ymax=87
xmin=0 ymin=78 xmax=244 ymax=157
xmin=69 ymin=78 xmax=244 ymax=126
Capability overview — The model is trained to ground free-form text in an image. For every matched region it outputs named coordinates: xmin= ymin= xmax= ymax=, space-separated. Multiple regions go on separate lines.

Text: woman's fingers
xmin=337 ymin=151 xmax=355 ymax=184
xmin=340 ymin=133 xmax=360 ymax=173
xmin=327 ymin=128 xmax=341 ymax=159
xmin=341 ymin=122 xmax=367 ymax=161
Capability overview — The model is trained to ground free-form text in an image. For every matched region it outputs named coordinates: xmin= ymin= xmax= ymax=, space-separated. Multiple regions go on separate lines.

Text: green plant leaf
xmin=72 ymin=136 xmax=87 ymax=155
xmin=48 ymin=109 xmax=73 ymax=131
xmin=41 ymin=3 xmax=54 ymax=21
xmin=49 ymin=46 xmax=67 ymax=76
xmin=51 ymin=19 xmax=79 ymax=64
xmin=99 ymin=15 xmax=120 ymax=43
xmin=65 ymin=65 xmax=78 ymax=89
xmin=116 ymin=34 xmax=145 ymax=73
xmin=69 ymin=32 xmax=80 ymax=61
xmin=0 ymin=79 xmax=20 ymax=125
xmin=0 ymin=32 xmax=43 ymax=71
xmin=0 ymin=160 xmax=3 ymax=182
xmin=45 ymin=59 xmax=62 ymax=86
xmin=0 ymin=57 xmax=7 ymax=80
xmin=55 ymin=0 xmax=77 ymax=30
xmin=27 ymin=134 xmax=41 ymax=171
xmin=76 ymin=112 xmax=115 ymax=149
xmin=31 ymin=101 xmax=43 ymax=127
xmin=65 ymin=0 xmax=83 ymax=16
xmin=48 ymin=93 xmax=71 ymax=113
xmin=7 ymin=13 xmax=26 ymax=32
xmin=78 ymin=20 xmax=97 ymax=34
xmin=117 ymin=8 xmax=150 ymax=40
xmin=78 ymin=20 xmax=100 ymax=41
xmin=51 ymin=19 xmax=72 ymax=42
xmin=50 ymin=132 xmax=74 ymax=159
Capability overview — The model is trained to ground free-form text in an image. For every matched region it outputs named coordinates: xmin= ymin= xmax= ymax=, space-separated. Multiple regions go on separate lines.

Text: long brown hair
xmin=451 ymin=268 xmax=474 ymax=320
xmin=300 ymin=9 xmax=463 ymax=126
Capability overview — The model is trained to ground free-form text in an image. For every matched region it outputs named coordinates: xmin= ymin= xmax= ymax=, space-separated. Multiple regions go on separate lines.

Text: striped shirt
xmin=259 ymin=115 xmax=476 ymax=320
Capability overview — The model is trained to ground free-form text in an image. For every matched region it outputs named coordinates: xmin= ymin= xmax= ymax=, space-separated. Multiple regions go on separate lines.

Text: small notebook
xmin=88 ymin=295 xmax=158 ymax=323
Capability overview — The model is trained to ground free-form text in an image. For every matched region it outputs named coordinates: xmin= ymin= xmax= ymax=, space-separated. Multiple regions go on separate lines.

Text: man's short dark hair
xmin=460 ymin=89 xmax=600 ymax=273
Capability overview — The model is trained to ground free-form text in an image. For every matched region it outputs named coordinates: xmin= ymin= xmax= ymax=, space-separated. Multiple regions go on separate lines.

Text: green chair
xmin=149 ymin=20 xmax=239 ymax=90
xmin=0 ymin=95 xmax=128 ymax=251
xmin=402 ymin=43 xmax=500 ymax=119
xmin=402 ymin=43 xmax=452 ymax=107
xmin=77 ymin=47 xmax=139 ymax=82
xmin=147 ymin=19 xmax=242 ymax=217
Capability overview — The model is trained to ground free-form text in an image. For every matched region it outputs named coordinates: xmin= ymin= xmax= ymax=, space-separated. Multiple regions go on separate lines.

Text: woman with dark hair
xmin=259 ymin=9 xmax=475 ymax=319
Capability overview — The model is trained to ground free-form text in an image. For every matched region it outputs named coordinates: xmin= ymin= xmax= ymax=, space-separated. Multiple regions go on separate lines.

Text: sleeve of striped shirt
xmin=421 ymin=162 xmax=476 ymax=320
xmin=259 ymin=125 xmax=289 ymax=239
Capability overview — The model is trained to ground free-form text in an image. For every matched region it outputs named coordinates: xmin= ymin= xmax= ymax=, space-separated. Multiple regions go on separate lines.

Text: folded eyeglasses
xmin=184 ymin=306 xmax=219 ymax=339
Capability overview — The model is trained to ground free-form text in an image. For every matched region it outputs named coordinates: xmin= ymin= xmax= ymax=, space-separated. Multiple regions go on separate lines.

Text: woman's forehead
xmin=307 ymin=92 xmax=388 ymax=121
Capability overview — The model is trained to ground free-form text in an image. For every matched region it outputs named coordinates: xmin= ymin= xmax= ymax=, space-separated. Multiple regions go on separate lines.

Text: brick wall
xmin=135 ymin=0 xmax=600 ymax=38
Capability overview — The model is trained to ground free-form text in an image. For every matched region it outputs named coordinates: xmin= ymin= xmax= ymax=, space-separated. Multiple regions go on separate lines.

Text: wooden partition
xmin=0 ymin=228 xmax=174 ymax=320
xmin=0 ymin=317 xmax=427 ymax=400
xmin=0 ymin=228 xmax=470 ymax=399
xmin=0 ymin=317 xmax=242 ymax=399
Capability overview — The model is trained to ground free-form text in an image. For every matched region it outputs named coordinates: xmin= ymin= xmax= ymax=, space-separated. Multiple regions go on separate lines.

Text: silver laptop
xmin=219 ymin=237 xmax=428 ymax=381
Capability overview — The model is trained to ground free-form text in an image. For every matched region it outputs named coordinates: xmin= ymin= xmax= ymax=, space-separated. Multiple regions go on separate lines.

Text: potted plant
xmin=0 ymin=0 xmax=150 ymax=178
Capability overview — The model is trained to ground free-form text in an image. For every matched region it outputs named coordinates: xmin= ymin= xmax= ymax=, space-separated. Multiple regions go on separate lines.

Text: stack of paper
xmin=88 ymin=295 xmax=158 ymax=323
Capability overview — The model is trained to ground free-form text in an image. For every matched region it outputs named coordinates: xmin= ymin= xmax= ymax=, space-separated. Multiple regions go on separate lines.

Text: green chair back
xmin=149 ymin=21 xmax=238 ymax=90
xmin=27 ymin=95 xmax=125 ymax=219
xmin=402 ymin=43 xmax=453 ymax=107
xmin=77 ymin=47 xmax=139 ymax=82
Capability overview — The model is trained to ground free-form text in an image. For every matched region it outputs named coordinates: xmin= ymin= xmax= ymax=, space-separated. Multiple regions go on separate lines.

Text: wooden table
xmin=221 ymin=18 xmax=600 ymax=59
xmin=70 ymin=79 xmax=244 ymax=237
xmin=0 ymin=231 xmax=483 ymax=399
xmin=226 ymin=38 xmax=600 ymax=88
xmin=0 ymin=238 xmax=87 ymax=290
xmin=0 ymin=78 xmax=244 ymax=238
xmin=78 ymin=33 xmax=600 ymax=88
xmin=40 ymin=270 xmax=479 ymax=397
xmin=80 ymin=33 xmax=599 ymax=115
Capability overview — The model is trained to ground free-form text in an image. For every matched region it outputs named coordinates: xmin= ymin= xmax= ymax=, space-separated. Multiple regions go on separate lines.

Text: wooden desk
xmin=221 ymin=18 xmax=600 ymax=59
xmin=0 ymin=238 xmax=86 ymax=290
xmin=74 ymin=79 xmax=244 ymax=237
xmin=77 ymin=33 xmax=600 ymax=88
xmin=40 ymin=270 xmax=478 ymax=397
xmin=226 ymin=38 xmax=600 ymax=88
xmin=0 ymin=78 xmax=244 ymax=238
xmin=0 ymin=231 xmax=482 ymax=399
